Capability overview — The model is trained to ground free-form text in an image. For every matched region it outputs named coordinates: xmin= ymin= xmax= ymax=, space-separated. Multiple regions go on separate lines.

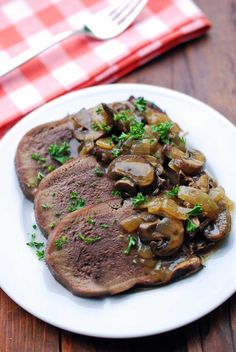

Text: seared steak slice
xmin=15 ymin=107 xmax=107 ymax=200
xmin=45 ymin=199 xmax=202 ymax=297
xmin=34 ymin=156 xmax=116 ymax=237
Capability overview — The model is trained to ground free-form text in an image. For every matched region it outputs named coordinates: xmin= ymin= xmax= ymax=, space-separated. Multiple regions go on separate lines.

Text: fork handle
xmin=0 ymin=28 xmax=84 ymax=78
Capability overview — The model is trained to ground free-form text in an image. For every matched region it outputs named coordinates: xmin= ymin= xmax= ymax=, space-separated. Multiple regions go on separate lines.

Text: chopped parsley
xmin=187 ymin=204 xmax=203 ymax=217
xmin=77 ymin=233 xmax=102 ymax=245
xmin=47 ymin=165 xmax=56 ymax=172
xmin=36 ymin=250 xmax=45 ymax=260
xmin=51 ymin=192 xmax=56 ymax=197
xmin=86 ymin=217 xmax=95 ymax=225
xmin=67 ymin=191 xmax=85 ymax=212
xmin=186 ymin=219 xmax=198 ymax=233
xmin=49 ymin=223 xmax=56 ymax=229
xmin=134 ymin=97 xmax=147 ymax=112
xmin=112 ymin=148 xmax=121 ymax=158
xmin=41 ymin=203 xmax=50 ymax=209
xmin=100 ymin=223 xmax=111 ymax=228
xmin=92 ymin=121 xmax=111 ymax=133
xmin=179 ymin=136 xmax=186 ymax=145
xmin=55 ymin=235 xmax=68 ymax=249
xmin=32 ymin=224 xmax=37 ymax=230
xmin=48 ymin=141 xmax=71 ymax=165
xmin=129 ymin=121 xmax=145 ymax=140
xmin=94 ymin=166 xmax=104 ymax=177
xmin=112 ymin=190 xmax=122 ymax=197
xmin=36 ymin=171 xmax=45 ymax=182
xmin=27 ymin=233 xmax=44 ymax=249
xmin=113 ymin=110 xmax=131 ymax=122
xmin=96 ymin=107 xmax=103 ymax=115
xmin=31 ymin=153 xmax=46 ymax=163
xmin=124 ymin=235 xmax=137 ymax=255
xmin=166 ymin=186 xmax=179 ymax=197
xmin=151 ymin=122 xmax=173 ymax=144
xmin=132 ymin=192 xmax=146 ymax=208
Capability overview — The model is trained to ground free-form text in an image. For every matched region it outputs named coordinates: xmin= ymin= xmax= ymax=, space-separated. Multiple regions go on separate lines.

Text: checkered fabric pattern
xmin=0 ymin=0 xmax=210 ymax=137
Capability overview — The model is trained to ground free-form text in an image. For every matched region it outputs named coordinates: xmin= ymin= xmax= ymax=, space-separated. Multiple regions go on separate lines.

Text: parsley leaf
xmin=129 ymin=121 xmax=145 ymax=140
xmin=48 ymin=141 xmax=71 ymax=165
xmin=166 ymin=186 xmax=179 ymax=197
xmin=86 ymin=217 xmax=95 ymax=225
xmin=124 ymin=235 xmax=137 ymax=255
xmin=27 ymin=234 xmax=44 ymax=249
xmin=92 ymin=121 xmax=111 ymax=133
xmin=132 ymin=192 xmax=147 ymax=208
xmin=100 ymin=223 xmax=111 ymax=228
xmin=67 ymin=191 xmax=85 ymax=212
xmin=113 ymin=110 xmax=131 ymax=121
xmin=94 ymin=166 xmax=104 ymax=177
xmin=134 ymin=97 xmax=147 ymax=112
xmin=55 ymin=236 xmax=68 ymax=249
xmin=179 ymin=136 xmax=186 ymax=145
xmin=41 ymin=203 xmax=50 ymax=209
xmin=36 ymin=171 xmax=45 ymax=182
xmin=31 ymin=153 xmax=46 ymax=163
xmin=187 ymin=204 xmax=203 ymax=217
xmin=77 ymin=233 xmax=102 ymax=244
xmin=151 ymin=122 xmax=172 ymax=144
xmin=112 ymin=190 xmax=122 ymax=197
xmin=96 ymin=107 xmax=103 ymax=115
xmin=36 ymin=250 xmax=45 ymax=260
xmin=186 ymin=219 xmax=198 ymax=233
xmin=112 ymin=148 xmax=121 ymax=158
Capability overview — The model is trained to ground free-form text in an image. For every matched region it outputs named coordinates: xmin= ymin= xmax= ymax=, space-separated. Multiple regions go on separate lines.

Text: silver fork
xmin=0 ymin=0 xmax=148 ymax=78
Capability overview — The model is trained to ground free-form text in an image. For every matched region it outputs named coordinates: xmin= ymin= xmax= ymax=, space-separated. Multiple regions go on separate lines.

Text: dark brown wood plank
xmin=0 ymin=290 xmax=59 ymax=352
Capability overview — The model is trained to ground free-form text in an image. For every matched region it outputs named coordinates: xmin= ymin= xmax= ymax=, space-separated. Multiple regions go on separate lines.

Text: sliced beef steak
xmin=15 ymin=107 xmax=107 ymax=200
xmin=34 ymin=156 xmax=116 ymax=237
xmin=45 ymin=199 xmax=202 ymax=297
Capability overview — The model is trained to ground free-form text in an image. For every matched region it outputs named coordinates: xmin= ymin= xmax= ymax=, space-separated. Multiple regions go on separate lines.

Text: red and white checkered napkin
xmin=0 ymin=0 xmax=211 ymax=137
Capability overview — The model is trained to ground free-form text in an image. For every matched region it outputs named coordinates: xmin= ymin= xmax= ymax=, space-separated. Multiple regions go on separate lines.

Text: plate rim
xmin=0 ymin=83 xmax=235 ymax=339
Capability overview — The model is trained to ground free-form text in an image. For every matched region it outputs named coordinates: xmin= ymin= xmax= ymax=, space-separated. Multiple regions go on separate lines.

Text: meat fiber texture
xmin=46 ymin=199 xmax=202 ymax=297
xmin=34 ymin=156 xmax=116 ymax=237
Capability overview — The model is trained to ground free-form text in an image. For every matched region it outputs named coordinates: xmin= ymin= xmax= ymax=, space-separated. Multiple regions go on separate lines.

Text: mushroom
xmin=169 ymin=256 xmax=202 ymax=281
xmin=204 ymin=208 xmax=231 ymax=241
xmin=72 ymin=107 xmax=110 ymax=142
xmin=114 ymin=178 xmax=137 ymax=196
xmin=102 ymin=103 xmax=136 ymax=133
xmin=138 ymin=220 xmax=161 ymax=242
xmin=170 ymin=149 xmax=206 ymax=176
xmin=144 ymin=217 xmax=184 ymax=257
xmin=107 ymin=155 xmax=158 ymax=190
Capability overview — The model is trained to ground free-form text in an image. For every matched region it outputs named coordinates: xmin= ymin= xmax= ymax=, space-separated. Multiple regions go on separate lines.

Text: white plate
xmin=0 ymin=84 xmax=236 ymax=339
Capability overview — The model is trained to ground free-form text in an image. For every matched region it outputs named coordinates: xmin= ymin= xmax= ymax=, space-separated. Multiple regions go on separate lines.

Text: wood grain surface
xmin=1 ymin=0 xmax=236 ymax=351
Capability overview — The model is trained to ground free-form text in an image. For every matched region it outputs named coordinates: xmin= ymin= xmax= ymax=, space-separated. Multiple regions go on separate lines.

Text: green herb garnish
xmin=49 ymin=223 xmax=56 ymax=229
xmin=94 ymin=166 xmax=104 ymax=177
xmin=129 ymin=121 xmax=145 ymax=140
xmin=132 ymin=192 xmax=146 ymax=208
xmin=124 ymin=235 xmax=137 ymax=255
xmin=112 ymin=190 xmax=122 ymax=197
xmin=92 ymin=121 xmax=111 ymax=133
xmin=32 ymin=224 xmax=37 ymax=230
xmin=41 ymin=203 xmax=50 ymax=209
xmin=113 ymin=110 xmax=131 ymax=122
xmin=166 ymin=186 xmax=179 ymax=198
xmin=179 ymin=136 xmax=186 ymax=145
xmin=186 ymin=204 xmax=203 ymax=217
xmin=47 ymin=165 xmax=56 ymax=172
xmin=36 ymin=171 xmax=45 ymax=182
xmin=36 ymin=250 xmax=45 ymax=260
xmin=151 ymin=122 xmax=172 ymax=144
xmin=112 ymin=148 xmax=121 ymax=158
xmin=27 ymin=234 xmax=44 ymax=249
xmin=100 ymin=223 xmax=111 ymax=228
xmin=67 ymin=191 xmax=85 ymax=212
xmin=48 ymin=141 xmax=71 ymax=165
xmin=86 ymin=217 xmax=95 ymax=225
xmin=186 ymin=219 xmax=198 ymax=233
xmin=96 ymin=107 xmax=103 ymax=115
xmin=31 ymin=153 xmax=46 ymax=163
xmin=55 ymin=236 xmax=68 ymax=249
xmin=134 ymin=97 xmax=147 ymax=112
xmin=77 ymin=234 xmax=102 ymax=245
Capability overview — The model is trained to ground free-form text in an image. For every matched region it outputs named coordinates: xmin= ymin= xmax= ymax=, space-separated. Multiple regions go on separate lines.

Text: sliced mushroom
xmin=114 ymin=178 xmax=137 ymax=196
xmin=170 ymin=149 xmax=206 ymax=176
xmin=138 ymin=220 xmax=161 ymax=242
xmin=147 ymin=217 xmax=184 ymax=257
xmin=72 ymin=107 xmax=111 ymax=142
xmin=204 ymin=208 xmax=231 ymax=241
xmin=102 ymin=103 xmax=135 ymax=133
xmin=169 ymin=256 xmax=203 ymax=281
xmin=189 ymin=173 xmax=209 ymax=193
xmin=107 ymin=155 xmax=157 ymax=188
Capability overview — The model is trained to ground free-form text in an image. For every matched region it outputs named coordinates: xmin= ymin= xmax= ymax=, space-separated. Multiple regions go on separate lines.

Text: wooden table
xmin=1 ymin=1 xmax=236 ymax=351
